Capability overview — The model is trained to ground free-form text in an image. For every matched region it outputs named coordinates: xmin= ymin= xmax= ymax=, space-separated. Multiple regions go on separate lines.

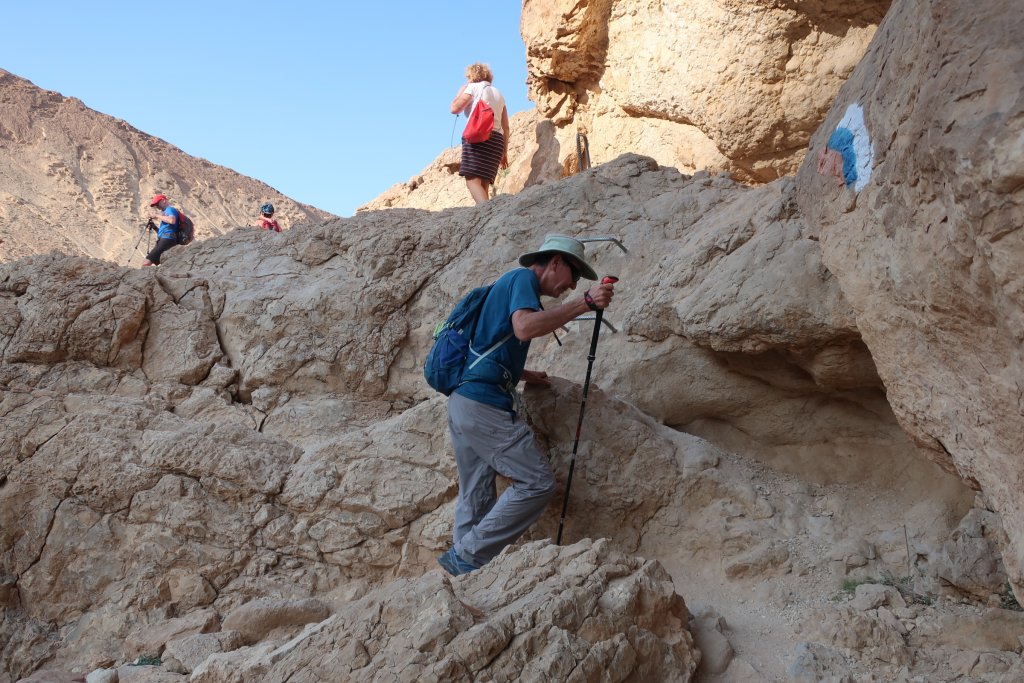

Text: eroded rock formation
xmin=365 ymin=0 xmax=892 ymax=212
xmin=522 ymin=0 xmax=890 ymax=181
xmin=190 ymin=540 xmax=698 ymax=682
xmin=795 ymin=0 xmax=1024 ymax=596
xmin=2 ymin=148 xmax=1015 ymax=680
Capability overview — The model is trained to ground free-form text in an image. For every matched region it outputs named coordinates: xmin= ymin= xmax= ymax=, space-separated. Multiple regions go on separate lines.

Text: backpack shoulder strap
xmin=469 ymin=82 xmax=491 ymax=109
xmin=467 ymin=331 xmax=513 ymax=371
xmin=466 ymin=280 xmax=513 ymax=369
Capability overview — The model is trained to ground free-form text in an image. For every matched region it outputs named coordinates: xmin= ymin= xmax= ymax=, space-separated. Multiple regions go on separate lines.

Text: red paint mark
xmin=816 ymin=147 xmax=846 ymax=185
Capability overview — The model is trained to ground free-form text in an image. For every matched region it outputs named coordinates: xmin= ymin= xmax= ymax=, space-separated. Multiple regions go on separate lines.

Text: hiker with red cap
xmin=143 ymin=194 xmax=180 ymax=266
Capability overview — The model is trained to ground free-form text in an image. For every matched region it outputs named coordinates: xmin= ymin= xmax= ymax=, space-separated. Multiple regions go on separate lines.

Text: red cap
xmin=149 ymin=194 xmax=168 ymax=207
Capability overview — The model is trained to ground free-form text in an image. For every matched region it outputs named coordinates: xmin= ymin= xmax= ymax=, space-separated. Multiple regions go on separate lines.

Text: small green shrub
xmin=1001 ymin=583 xmax=1022 ymax=611
xmin=833 ymin=577 xmax=874 ymax=601
xmin=132 ymin=655 xmax=162 ymax=666
xmin=833 ymin=572 xmax=934 ymax=606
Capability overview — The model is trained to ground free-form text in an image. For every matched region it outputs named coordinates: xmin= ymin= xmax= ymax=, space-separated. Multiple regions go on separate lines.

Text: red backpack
xmin=462 ymin=86 xmax=494 ymax=144
xmin=175 ymin=210 xmax=195 ymax=245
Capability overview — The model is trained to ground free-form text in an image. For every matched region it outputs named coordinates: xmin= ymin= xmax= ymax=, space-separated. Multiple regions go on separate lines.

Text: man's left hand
xmin=521 ymin=370 xmax=551 ymax=386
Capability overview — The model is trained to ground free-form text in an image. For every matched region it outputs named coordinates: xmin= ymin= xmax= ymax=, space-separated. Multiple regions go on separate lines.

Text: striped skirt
xmin=460 ymin=130 xmax=505 ymax=184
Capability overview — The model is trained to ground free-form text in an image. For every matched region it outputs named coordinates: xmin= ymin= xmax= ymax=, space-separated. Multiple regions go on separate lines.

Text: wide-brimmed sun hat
xmin=149 ymin=194 xmax=168 ymax=207
xmin=519 ymin=234 xmax=598 ymax=281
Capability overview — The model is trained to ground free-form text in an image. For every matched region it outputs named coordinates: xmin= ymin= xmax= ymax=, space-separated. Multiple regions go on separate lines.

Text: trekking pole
xmin=556 ymin=275 xmax=619 ymax=545
xmin=124 ymin=219 xmax=155 ymax=266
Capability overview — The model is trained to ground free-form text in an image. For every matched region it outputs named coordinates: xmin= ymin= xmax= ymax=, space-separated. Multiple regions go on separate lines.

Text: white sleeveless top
xmin=462 ymin=81 xmax=505 ymax=133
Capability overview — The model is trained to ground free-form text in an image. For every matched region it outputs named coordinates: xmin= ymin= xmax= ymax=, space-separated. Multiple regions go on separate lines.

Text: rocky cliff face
xmin=2 ymin=147 xmax=1019 ymax=678
xmin=522 ymin=0 xmax=890 ymax=181
xmin=2 ymin=0 xmax=1023 ymax=681
xmin=364 ymin=0 xmax=890 ymax=212
xmin=796 ymin=0 xmax=1024 ymax=606
xmin=0 ymin=70 xmax=334 ymax=265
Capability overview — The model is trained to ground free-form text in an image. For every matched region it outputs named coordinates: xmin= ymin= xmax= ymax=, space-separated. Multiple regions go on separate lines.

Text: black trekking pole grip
xmin=556 ymin=276 xmax=618 ymax=545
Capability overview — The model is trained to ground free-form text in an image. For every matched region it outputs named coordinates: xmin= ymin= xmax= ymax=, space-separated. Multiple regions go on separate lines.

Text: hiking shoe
xmin=437 ymin=547 xmax=477 ymax=576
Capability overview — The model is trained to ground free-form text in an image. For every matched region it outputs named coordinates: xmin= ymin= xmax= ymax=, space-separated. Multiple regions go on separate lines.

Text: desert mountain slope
xmin=0 ymin=69 xmax=335 ymax=265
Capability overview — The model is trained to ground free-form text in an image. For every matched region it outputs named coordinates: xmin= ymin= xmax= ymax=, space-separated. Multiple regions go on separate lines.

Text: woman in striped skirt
xmin=450 ymin=63 xmax=511 ymax=204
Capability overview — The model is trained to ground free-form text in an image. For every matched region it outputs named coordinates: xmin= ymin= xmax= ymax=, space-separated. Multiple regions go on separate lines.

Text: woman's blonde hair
xmin=465 ymin=63 xmax=493 ymax=83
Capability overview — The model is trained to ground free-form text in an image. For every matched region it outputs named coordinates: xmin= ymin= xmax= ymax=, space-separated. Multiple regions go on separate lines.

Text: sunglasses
xmin=566 ymin=260 xmax=581 ymax=283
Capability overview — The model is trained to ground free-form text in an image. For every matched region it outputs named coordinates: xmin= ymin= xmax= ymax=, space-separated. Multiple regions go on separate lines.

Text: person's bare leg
xmin=142 ymin=260 xmax=154 ymax=267
xmin=466 ymin=177 xmax=489 ymax=204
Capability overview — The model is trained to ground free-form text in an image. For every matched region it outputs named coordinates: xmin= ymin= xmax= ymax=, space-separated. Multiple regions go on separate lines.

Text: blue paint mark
xmin=827 ymin=126 xmax=858 ymax=188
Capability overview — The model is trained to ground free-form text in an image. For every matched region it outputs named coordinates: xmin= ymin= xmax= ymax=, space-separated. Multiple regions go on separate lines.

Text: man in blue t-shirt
xmin=437 ymin=234 xmax=615 ymax=576
xmin=143 ymin=194 xmax=180 ymax=266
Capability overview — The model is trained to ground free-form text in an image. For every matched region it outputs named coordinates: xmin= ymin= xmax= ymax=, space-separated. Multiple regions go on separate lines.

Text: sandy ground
xmin=646 ymin=446 xmax=1005 ymax=681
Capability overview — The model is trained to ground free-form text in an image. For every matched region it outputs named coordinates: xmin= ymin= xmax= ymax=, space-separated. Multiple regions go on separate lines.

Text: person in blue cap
xmin=256 ymin=203 xmax=281 ymax=232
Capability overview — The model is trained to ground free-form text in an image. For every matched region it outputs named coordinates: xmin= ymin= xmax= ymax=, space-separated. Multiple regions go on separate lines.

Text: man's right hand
xmin=585 ymin=281 xmax=614 ymax=310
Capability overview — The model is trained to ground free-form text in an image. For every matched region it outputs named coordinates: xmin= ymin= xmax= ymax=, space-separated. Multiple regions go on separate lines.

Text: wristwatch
xmin=584 ymin=291 xmax=599 ymax=311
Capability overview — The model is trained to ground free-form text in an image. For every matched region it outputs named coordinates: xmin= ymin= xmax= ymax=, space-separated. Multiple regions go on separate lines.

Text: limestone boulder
xmin=0 ymin=331 xmax=709 ymax=676
xmin=930 ymin=507 xmax=1010 ymax=601
xmin=788 ymin=642 xmax=852 ymax=682
xmin=162 ymin=631 xmax=243 ymax=674
xmin=850 ymin=584 xmax=907 ymax=612
xmin=111 ymin=668 xmax=182 ymax=683
xmin=804 ymin=604 xmax=912 ymax=666
xmin=190 ymin=539 xmax=699 ymax=683
xmin=0 ymin=255 xmax=221 ymax=384
xmin=123 ymin=609 xmax=220 ymax=661
xmin=689 ymin=606 xmax=735 ymax=675
xmin=221 ymin=598 xmax=329 ymax=646
xmin=385 ymin=155 xmax=932 ymax=487
xmin=84 ymin=670 xmax=118 ymax=683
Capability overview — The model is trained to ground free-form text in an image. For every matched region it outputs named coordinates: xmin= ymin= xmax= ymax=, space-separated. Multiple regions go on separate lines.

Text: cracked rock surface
xmin=2 ymin=1 xmax=1024 ymax=681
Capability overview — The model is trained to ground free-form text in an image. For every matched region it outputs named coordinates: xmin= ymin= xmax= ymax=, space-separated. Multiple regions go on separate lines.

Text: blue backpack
xmin=424 ymin=284 xmax=512 ymax=396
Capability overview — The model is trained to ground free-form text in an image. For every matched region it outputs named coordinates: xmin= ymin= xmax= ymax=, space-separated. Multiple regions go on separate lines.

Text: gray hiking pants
xmin=447 ymin=392 xmax=556 ymax=567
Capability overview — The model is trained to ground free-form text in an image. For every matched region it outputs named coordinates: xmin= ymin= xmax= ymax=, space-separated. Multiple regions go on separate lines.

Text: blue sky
xmin=1 ymin=2 xmax=532 ymax=217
